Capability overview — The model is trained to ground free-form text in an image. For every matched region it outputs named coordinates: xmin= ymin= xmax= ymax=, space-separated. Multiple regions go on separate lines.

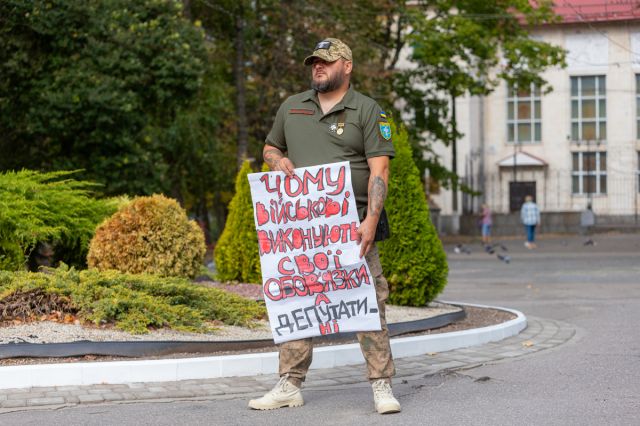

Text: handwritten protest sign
xmin=248 ymin=161 xmax=381 ymax=344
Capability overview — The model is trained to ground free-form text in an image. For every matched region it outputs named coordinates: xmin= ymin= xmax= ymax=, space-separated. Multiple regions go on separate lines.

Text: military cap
xmin=303 ymin=38 xmax=353 ymax=66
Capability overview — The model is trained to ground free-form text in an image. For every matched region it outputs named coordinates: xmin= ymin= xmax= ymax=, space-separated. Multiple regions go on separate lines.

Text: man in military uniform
xmin=248 ymin=38 xmax=400 ymax=415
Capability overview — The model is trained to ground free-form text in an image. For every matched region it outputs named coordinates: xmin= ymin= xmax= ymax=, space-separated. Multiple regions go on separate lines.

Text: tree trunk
xmin=387 ymin=15 xmax=404 ymax=71
xmin=234 ymin=6 xmax=248 ymax=168
xmin=182 ymin=0 xmax=192 ymax=20
xmin=197 ymin=197 xmax=212 ymax=246
xmin=451 ymin=94 xmax=458 ymax=213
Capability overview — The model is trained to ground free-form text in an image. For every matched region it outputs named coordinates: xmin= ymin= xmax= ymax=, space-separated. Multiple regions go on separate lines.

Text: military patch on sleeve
xmin=379 ymin=122 xmax=392 ymax=140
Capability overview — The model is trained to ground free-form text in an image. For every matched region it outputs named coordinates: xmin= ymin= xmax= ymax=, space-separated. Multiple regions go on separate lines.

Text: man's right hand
xmin=272 ymin=157 xmax=295 ymax=177
xmin=263 ymin=145 xmax=295 ymax=177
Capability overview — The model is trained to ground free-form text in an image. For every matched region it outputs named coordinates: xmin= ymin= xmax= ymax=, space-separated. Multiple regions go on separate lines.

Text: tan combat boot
xmin=248 ymin=375 xmax=304 ymax=410
xmin=372 ymin=379 xmax=401 ymax=414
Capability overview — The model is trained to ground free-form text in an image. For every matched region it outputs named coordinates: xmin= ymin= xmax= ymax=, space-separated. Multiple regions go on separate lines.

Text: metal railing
xmin=461 ymin=170 xmax=640 ymax=220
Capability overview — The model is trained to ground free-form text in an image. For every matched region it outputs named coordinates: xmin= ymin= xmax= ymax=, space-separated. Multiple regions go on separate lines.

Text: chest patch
xmin=289 ymin=108 xmax=314 ymax=115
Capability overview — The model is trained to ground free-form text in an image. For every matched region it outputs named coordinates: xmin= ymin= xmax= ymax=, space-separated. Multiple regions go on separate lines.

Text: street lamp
xmin=512 ymin=138 xmax=518 ymax=183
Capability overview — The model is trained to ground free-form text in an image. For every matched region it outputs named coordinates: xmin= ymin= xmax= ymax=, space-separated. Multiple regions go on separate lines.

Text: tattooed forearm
xmin=263 ymin=147 xmax=284 ymax=169
xmin=367 ymin=176 xmax=387 ymax=218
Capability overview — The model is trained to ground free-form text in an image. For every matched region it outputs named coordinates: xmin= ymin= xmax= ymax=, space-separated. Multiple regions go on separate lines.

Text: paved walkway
xmin=0 ymin=316 xmax=575 ymax=413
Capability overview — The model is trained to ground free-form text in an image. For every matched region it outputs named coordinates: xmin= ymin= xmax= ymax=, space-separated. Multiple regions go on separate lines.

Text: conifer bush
xmin=0 ymin=266 xmax=266 ymax=334
xmin=214 ymin=161 xmax=262 ymax=283
xmin=379 ymin=120 xmax=448 ymax=306
xmin=0 ymin=170 xmax=119 ymax=271
xmin=88 ymin=194 xmax=205 ymax=278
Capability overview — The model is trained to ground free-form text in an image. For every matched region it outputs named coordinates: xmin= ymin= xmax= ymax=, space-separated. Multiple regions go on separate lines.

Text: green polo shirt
xmin=265 ymin=87 xmax=395 ymax=219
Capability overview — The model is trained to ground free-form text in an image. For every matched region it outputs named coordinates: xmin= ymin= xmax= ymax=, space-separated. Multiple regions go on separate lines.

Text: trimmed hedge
xmin=0 ymin=266 xmax=266 ymax=334
xmin=214 ymin=161 xmax=262 ymax=283
xmin=0 ymin=170 xmax=119 ymax=271
xmin=88 ymin=194 xmax=206 ymax=278
xmin=379 ymin=120 xmax=448 ymax=306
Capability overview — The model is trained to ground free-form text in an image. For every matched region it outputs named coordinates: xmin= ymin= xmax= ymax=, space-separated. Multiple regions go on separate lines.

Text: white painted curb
xmin=0 ymin=302 xmax=526 ymax=390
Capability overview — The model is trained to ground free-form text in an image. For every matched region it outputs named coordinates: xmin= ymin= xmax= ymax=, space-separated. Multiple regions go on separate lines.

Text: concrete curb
xmin=0 ymin=302 xmax=526 ymax=390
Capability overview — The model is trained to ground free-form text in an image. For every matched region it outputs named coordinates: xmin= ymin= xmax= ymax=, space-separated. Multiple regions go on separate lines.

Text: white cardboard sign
xmin=248 ymin=161 xmax=381 ymax=344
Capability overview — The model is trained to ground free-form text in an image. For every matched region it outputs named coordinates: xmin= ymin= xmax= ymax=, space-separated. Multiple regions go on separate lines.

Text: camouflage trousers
xmin=278 ymin=244 xmax=395 ymax=388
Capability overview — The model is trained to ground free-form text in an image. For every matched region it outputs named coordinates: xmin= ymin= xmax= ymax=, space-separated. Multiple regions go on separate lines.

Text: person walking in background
xmin=580 ymin=203 xmax=595 ymax=236
xmin=480 ymin=203 xmax=492 ymax=244
xmin=520 ymin=195 xmax=540 ymax=249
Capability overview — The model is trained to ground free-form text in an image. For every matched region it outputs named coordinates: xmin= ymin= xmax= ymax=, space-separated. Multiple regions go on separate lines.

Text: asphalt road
xmin=3 ymin=233 xmax=639 ymax=425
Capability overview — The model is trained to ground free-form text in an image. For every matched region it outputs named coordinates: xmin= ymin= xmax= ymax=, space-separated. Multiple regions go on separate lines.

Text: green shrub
xmin=88 ymin=194 xmax=205 ymax=278
xmin=379 ymin=120 xmax=448 ymax=306
xmin=0 ymin=170 xmax=119 ymax=271
xmin=0 ymin=266 xmax=265 ymax=334
xmin=0 ymin=0 xmax=208 ymax=196
xmin=214 ymin=161 xmax=262 ymax=283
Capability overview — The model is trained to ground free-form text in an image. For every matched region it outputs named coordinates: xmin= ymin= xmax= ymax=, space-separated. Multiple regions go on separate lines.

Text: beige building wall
xmin=426 ymin=22 xmax=640 ymax=219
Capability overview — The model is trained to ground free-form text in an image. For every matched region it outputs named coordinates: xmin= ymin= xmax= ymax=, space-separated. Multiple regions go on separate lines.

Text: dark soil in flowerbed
xmin=194 ymin=278 xmax=263 ymax=300
xmin=0 ymin=288 xmax=77 ymax=322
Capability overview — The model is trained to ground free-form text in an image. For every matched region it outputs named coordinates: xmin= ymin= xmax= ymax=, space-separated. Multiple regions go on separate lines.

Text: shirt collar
xmin=341 ymin=86 xmax=357 ymax=109
xmin=302 ymin=86 xmax=358 ymax=110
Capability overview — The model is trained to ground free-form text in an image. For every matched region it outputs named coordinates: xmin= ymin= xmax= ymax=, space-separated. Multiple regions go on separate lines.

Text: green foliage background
xmin=214 ymin=161 xmax=262 ymax=283
xmin=380 ymin=120 xmax=448 ymax=306
xmin=156 ymin=67 xmax=237 ymax=240
xmin=0 ymin=0 xmax=208 ymax=195
xmin=0 ymin=0 xmax=566 ymax=243
xmin=0 ymin=170 xmax=119 ymax=271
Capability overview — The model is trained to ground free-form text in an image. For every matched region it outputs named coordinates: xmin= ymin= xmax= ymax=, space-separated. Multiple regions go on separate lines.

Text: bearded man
xmin=248 ymin=38 xmax=400 ymax=415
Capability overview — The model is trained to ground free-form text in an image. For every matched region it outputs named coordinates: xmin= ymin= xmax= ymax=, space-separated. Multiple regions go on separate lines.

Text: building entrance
xmin=509 ymin=181 xmax=536 ymax=212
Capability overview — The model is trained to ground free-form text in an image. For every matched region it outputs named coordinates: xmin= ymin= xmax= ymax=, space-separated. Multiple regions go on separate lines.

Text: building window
xmin=507 ymin=84 xmax=541 ymax=143
xmin=571 ymin=76 xmax=606 ymax=141
xmin=637 ymin=75 xmax=640 ymax=139
xmin=572 ymin=152 xmax=607 ymax=194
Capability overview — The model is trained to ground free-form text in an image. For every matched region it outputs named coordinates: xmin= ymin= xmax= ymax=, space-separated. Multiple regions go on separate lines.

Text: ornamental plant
xmin=0 ymin=265 xmax=265 ymax=334
xmin=214 ymin=161 xmax=264 ymax=283
xmin=88 ymin=194 xmax=205 ymax=278
xmin=0 ymin=170 xmax=119 ymax=271
xmin=379 ymin=120 xmax=448 ymax=306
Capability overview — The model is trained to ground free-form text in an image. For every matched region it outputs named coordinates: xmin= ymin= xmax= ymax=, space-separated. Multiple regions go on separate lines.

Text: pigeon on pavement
xmin=497 ymin=254 xmax=511 ymax=264
xmin=454 ymin=244 xmax=472 ymax=254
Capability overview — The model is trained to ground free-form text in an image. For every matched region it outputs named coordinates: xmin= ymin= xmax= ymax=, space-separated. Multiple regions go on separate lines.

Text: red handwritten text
xmin=263 ymin=264 xmax=371 ymax=302
xmin=254 ymin=194 xmax=349 ymax=226
xmin=259 ymin=165 xmax=346 ymax=199
xmin=257 ymin=222 xmax=359 ymax=255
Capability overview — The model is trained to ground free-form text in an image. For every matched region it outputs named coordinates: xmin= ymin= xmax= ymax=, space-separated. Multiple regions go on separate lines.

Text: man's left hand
xmin=357 ymin=216 xmax=377 ymax=258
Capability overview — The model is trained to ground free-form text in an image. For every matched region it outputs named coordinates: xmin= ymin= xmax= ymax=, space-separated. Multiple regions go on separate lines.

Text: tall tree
xmin=189 ymin=0 xmax=407 ymax=168
xmin=0 ymin=0 xmax=208 ymax=195
xmin=395 ymin=0 xmax=566 ymax=208
xmin=153 ymin=62 xmax=237 ymax=242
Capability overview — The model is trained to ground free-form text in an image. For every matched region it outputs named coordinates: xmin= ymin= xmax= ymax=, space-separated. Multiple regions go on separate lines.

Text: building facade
xmin=425 ymin=1 xmax=640 ymax=233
